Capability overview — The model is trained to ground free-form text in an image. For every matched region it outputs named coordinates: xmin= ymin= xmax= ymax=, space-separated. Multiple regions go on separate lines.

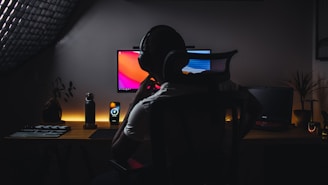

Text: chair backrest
xmin=148 ymin=91 xmax=244 ymax=185
xmin=163 ymin=50 xmax=238 ymax=85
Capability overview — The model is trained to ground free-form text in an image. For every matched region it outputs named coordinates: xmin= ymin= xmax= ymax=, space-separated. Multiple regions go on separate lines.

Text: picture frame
xmin=316 ymin=0 xmax=328 ymax=61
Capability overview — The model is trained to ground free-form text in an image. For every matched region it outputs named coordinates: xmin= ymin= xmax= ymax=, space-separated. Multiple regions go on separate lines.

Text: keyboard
xmin=8 ymin=124 xmax=71 ymax=138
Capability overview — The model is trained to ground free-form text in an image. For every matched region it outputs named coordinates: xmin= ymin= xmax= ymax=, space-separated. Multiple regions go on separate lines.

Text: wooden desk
xmin=4 ymin=123 xmax=327 ymax=185
xmin=6 ymin=121 xmax=322 ymax=142
xmin=240 ymin=127 xmax=328 ymax=185
xmin=5 ymin=121 xmax=118 ymax=140
xmin=243 ymin=126 xmax=324 ymax=144
xmin=3 ymin=121 xmax=119 ymax=185
xmin=59 ymin=121 xmax=118 ymax=140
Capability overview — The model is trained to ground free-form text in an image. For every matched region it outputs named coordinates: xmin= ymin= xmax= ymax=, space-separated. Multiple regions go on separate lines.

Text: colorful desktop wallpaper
xmin=117 ymin=49 xmax=211 ymax=92
xmin=182 ymin=50 xmax=211 ymax=73
xmin=117 ymin=50 xmax=148 ymax=92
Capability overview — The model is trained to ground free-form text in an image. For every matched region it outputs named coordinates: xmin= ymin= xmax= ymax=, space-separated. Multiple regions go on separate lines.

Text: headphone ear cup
xmin=138 ymin=51 xmax=152 ymax=72
xmin=163 ymin=50 xmax=188 ymax=81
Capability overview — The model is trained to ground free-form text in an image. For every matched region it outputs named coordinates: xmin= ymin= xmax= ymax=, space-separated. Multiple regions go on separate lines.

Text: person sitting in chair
xmin=92 ymin=24 xmax=261 ymax=185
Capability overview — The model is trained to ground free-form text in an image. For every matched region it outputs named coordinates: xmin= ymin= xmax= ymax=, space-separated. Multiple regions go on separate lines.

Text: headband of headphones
xmin=138 ymin=25 xmax=187 ymax=73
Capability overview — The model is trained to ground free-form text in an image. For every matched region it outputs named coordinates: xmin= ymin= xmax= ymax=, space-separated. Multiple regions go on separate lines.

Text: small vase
xmin=42 ymin=97 xmax=63 ymax=124
xmin=293 ymin=109 xmax=311 ymax=129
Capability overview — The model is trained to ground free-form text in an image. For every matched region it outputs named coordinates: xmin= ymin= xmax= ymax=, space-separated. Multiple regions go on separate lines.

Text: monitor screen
xmin=248 ymin=86 xmax=294 ymax=124
xmin=182 ymin=49 xmax=211 ymax=73
xmin=117 ymin=49 xmax=211 ymax=92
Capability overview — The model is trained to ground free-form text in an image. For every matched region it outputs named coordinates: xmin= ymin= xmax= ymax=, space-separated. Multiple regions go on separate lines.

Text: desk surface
xmin=5 ymin=122 xmax=325 ymax=144
xmin=5 ymin=121 xmax=118 ymax=140
xmin=244 ymin=126 xmax=323 ymax=144
xmin=60 ymin=121 xmax=116 ymax=140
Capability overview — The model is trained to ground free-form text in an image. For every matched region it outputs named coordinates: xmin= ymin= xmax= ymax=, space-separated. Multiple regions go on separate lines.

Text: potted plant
xmin=42 ymin=77 xmax=76 ymax=124
xmin=284 ymin=70 xmax=320 ymax=129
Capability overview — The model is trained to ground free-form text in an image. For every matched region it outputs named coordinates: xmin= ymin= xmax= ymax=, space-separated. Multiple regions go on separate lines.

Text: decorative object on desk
xmin=322 ymin=111 xmax=328 ymax=141
xmin=84 ymin=92 xmax=97 ymax=129
xmin=293 ymin=109 xmax=311 ymax=129
xmin=306 ymin=99 xmax=321 ymax=134
xmin=322 ymin=111 xmax=328 ymax=126
xmin=284 ymin=70 xmax=323 ymax=129
xmin=42 ymin=77 xmax=76 ymax=124
xmin=109 ymin=101 xmax=120 ymax=125
xmin=307 ymin=121 xmax=320 ymax=135
xmin=317 ymin=77 xmax=328 ymax=119
xmin=42 ymin=97 xmax=63 ymax=124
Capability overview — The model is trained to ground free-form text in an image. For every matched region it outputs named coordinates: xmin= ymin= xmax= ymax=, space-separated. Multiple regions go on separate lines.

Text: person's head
xmin=138 ymin=25 xmax=187 ymax=82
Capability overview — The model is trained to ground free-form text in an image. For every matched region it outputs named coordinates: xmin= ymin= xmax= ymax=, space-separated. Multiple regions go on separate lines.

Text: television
xmin=117 ymin=49 xmax=211 ymax=92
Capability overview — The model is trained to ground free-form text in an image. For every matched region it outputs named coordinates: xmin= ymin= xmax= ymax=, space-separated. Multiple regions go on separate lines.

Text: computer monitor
xmin=117 ymin=49 xmax=211 ymax=92
xmin=182 ymin=49 xmax=211 ymax=73
xmin=248 ymin=86 xmax=294 ymax=130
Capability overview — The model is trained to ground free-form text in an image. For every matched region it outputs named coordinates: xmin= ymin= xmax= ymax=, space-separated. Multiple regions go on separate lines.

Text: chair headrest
xmin=162 ymin=49 xmax=238 ymax=84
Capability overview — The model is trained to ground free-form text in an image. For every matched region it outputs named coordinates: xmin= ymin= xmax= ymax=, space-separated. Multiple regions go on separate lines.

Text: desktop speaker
xmin=110 ymin=101 xmax=120 ymax=125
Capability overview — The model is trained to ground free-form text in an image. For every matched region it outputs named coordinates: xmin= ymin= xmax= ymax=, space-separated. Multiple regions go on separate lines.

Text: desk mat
xmin=89 ymin=129 xmax=117 ymax=139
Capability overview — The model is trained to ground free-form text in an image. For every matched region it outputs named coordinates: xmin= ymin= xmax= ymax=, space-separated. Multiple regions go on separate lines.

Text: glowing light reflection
xmin=62 ymin=112 xmax=126 ymax=122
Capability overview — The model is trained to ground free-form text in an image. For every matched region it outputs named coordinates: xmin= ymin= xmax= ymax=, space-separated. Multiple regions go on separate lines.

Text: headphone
xmin=138 ymin=25 xmax=186 ymax=73
xmin=138 ymin=30 xmax=153 ymax=72
xmin=162 ymin=50 xmax=189 ymax=81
